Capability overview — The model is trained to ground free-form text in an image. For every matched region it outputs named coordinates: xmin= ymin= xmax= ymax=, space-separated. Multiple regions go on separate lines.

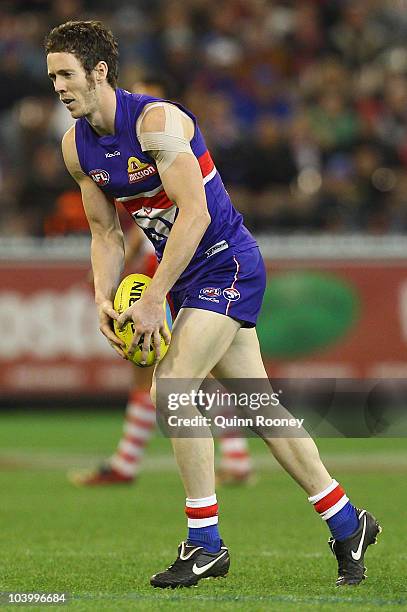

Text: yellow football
xmin=113 ymin=273 xmax=172 ymax=367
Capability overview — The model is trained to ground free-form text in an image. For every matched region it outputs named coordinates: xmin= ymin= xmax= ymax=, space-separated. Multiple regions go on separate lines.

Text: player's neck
xmin=86 ymin=86 xmax=117 ymax=137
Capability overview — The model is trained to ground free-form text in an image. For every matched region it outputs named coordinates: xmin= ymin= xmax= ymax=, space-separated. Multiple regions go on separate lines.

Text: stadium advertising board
xmin=0 ymin=257 xmax=406 ymax=397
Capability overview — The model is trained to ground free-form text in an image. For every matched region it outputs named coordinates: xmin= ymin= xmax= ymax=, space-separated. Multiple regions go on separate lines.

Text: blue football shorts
xmin=169 ymin=247 xmax=266 ymax=328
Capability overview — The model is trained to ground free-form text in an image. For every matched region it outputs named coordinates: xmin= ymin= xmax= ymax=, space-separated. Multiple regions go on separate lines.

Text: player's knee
xmin=150 ymin=374 xmax=168 ymax=416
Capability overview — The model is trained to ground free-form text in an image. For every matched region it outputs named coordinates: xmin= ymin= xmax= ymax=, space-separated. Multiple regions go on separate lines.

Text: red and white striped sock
xmin=110 ymin=389 xmax=155 ymax=478
xmin=185 ymin=494 xmax=221 ymax=552
xmin=308 ymin=479 xmax=349 ymax=520
xmin=308 ymin=479 xmax=358 ymax=540
xmin=218 ymin=436 xmax=252 ymax=477
xmin=185 ymin=494 xmax=219 ymax=528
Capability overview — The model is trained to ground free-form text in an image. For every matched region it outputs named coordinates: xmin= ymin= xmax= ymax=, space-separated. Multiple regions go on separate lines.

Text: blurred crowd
xmin=2 ymin=0 xmax=407 ymax=236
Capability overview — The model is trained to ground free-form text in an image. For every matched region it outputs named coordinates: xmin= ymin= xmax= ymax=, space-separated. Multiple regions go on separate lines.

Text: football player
xmin=69 ymin=78 xmax=253 ymax=487
xmin=46 ymin=21 xmax=380 ymax=588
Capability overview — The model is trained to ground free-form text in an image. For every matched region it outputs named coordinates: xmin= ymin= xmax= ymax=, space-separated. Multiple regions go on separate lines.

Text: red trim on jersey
xmin=198 ymin=150 xmax=215 ymax=178
xmin=185 ymin=504 xmax=218 ymax=519
xmin=136 ymin=190 xmax=174 ymax=210
xmin=314 ymin=485 xmax=345 ymax=514
xmin=116 ymin=190 xmax=174 ymax=215
xmin=115 ymin=151 xmax=213 ymax=216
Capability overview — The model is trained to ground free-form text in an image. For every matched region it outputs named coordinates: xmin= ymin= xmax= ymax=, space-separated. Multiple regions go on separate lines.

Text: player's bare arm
xmin=61 ymin=126 xmax=126 ymax=358
xmin=117 ymin=105 xmax=210 ymax=362
xmin=124 ymin=225 xmax=145 ymax=266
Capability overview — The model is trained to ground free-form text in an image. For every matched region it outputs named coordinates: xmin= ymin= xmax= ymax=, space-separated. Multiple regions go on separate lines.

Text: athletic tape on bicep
xmin=138 ymin=103 xmax=193 ymax=174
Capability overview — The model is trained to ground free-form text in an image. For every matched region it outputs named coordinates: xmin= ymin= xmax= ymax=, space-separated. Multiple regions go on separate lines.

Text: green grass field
xmin=0 ymin=410 xmax=406 ymax=611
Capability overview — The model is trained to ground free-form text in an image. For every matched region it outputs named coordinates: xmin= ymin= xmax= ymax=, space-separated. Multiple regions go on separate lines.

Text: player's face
xmin=47 ymin=52 xmax=98 ymax=119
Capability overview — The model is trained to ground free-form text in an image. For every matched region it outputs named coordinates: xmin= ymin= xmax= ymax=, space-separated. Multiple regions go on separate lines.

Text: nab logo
xmin=127 ymin=156 xmax=157 ymax=183
xmin=89 ymin=169 xmax=110 ymax=186
xmin=200 ymin=287 xmax=221 ymax=297
xmin=223 ymin=287 xmax=240 ymax=301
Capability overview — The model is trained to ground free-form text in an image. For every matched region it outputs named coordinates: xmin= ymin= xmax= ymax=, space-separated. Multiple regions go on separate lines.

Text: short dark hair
xmin=45 ymin=20 xmax=119 ymax=88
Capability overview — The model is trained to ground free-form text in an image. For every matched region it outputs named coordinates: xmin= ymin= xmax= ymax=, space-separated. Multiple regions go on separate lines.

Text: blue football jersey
xmin=75 ymin=88 xmax=257 ymax=290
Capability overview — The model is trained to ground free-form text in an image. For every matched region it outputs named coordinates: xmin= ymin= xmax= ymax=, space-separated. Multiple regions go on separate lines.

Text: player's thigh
xmin=211 ymin=327 xmax=268 ymax=379
xmin=155 ymin=307 xmax=241 ymax=380
xmin=151 ymin=308 xmax=240 ymax=409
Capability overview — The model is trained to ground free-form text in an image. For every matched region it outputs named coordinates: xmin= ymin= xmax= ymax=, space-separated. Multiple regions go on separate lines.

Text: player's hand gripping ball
xmin=113 ymin=273 xmax=172 ymax=367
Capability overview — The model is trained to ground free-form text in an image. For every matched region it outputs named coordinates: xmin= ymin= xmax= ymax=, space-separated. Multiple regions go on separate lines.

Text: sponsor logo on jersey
xmin=89 ymin=169 xmax=110 ymax=186
xmin=223 ymin=287 xmax=240 ymax=301
xmin=200 ymin=287 xmax=221 ymax=297
xmin=205 ymin=240 xmax=229 ymax=258
xmin=199 ymin=295 xmax=220 ymax=303
xmin=105 ymin=150 xmax=121 ymax=158
xmin=127 ymin=156 xmax=157 ymax=183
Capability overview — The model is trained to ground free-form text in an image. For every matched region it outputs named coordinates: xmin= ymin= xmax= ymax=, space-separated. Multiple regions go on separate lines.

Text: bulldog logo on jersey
xmin=127 ymin=156 xmax=157 ymax=184
xmin=223 ymin=287 xmax=240 ymax=301
xmin=89 ymin=169 xmax=110 ymax=186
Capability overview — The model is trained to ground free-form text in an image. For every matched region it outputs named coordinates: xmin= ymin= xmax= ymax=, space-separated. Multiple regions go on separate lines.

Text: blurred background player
xmin=69 ymin=77 xmax=253 ymax=487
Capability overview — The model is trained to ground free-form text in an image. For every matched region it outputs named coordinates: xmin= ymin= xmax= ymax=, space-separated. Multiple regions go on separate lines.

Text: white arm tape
xmin=137 ymin=102 xmax=193 ymax=174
